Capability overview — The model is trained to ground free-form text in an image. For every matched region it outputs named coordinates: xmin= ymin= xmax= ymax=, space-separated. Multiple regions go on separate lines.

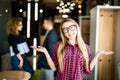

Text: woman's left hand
xmin=98 ymin=50 xmax=114 ymax=55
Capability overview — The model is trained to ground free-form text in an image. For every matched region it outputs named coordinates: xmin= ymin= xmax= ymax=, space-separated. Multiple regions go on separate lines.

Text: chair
xmin=0 ymin=71 xmax=31 ymax=80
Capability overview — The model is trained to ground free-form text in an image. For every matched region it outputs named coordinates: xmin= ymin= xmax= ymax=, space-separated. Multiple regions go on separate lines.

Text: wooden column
xmin=97 ymin=9 xmax=116 ymax=80
xmin=90 ymin=6 xmax=120 ymax=80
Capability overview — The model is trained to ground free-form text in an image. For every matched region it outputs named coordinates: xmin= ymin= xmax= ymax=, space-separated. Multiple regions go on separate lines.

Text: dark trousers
xmin=11 ymin=54 xmax=34 ymax=77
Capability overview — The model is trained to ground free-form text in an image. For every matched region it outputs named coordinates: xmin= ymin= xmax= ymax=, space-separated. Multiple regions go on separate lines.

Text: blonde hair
xmin=57 ymin=18 xmax=89 ymax=72
xmin=7 ymin=17 xmax=23 ymax=35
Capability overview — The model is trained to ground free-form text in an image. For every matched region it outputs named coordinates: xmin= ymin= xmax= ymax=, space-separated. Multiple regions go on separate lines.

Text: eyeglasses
xmin=62 ymin=25 xmax=76 ymax=33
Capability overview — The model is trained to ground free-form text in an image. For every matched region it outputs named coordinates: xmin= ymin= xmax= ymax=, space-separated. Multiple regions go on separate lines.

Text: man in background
xmin=37 ymin=16 xmax=58 ymax=80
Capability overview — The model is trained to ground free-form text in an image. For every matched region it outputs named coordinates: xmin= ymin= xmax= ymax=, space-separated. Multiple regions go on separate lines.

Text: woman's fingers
xmin=30 ymin=46 xmax=39 ymax=51
xmin=30 ymin=45 xmax=45 ymax=52
xmin=99 ymin=50 xmax=114 ymax=55
xmin=98 ymin=50 xmax=106 ymax=54
xmin=107 ymin=51 xmax=114 ymax=54
xmin=31 ymin=46 xmax=39 ymax=49
xmin=30 ymin=46 xmax=35 ymax=49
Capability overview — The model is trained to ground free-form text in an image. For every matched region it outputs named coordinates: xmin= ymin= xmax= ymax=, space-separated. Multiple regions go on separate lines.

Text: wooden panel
xmin=81 ymin=18 xmax=90 ymax=45
xmin=98 ymin=9 xmax=117 ymax=80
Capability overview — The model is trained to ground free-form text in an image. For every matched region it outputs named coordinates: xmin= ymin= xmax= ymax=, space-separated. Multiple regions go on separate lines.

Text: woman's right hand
xmin=16 ymin=54 xmax=23 ymax=69
xmin=30 ymin=46 xmax=47 ymax=53
xmin=31 ymin=46 xmax=56 ymax=71
xmin=19 ymin=60 xmax=23 ymax=68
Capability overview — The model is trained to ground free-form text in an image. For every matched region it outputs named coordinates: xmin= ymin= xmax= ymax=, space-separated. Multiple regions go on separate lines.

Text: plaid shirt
xmin=53 ymin=41 xmax=92 ymax=80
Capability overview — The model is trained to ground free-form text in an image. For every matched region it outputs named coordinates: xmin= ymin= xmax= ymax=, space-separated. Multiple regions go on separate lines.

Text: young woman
xmin=31 ymin=18 xmax=113 ymax=80
xmin=7 ymin=17 xmax=34 ymax=78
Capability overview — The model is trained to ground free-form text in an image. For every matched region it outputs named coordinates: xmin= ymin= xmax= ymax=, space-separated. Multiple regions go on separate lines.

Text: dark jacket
xmin=37 ymin=29 xmax=58 ymax=69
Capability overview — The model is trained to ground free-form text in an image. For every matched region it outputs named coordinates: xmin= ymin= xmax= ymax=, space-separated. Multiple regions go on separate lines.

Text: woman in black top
xmin=7 ymin=17 xmax=34 ymax=78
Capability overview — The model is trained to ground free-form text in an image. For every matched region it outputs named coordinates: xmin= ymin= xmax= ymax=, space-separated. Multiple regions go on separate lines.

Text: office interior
xmin=0 ymin=0 xmax=120 ymax=80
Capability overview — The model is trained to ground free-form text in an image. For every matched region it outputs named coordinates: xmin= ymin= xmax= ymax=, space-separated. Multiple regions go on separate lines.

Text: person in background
xmin=7 ymin=17 xmax=34 ymax=79
xmin=37 ymin=16 xmax=58 ymax=80
xmin=31 ymin=18 xmax=113 ymax=80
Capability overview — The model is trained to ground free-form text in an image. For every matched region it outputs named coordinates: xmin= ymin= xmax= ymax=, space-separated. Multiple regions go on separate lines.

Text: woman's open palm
xmin=30 ymin=46 xmax=46 ymax=53
xmin=98 ymin=50 xmax=114 ymax=55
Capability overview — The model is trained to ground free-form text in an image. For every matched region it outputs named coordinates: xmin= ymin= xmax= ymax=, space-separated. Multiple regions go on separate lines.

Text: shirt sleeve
xmin=86 ymin=44 xmax=92 ymax=61
xmin=53 ymin=41 xmax=61 ymax=68
xmin=8 ymin=35 xmax=20 ymax=54
xmin=84 ymin=44 xmax=92 ymax=74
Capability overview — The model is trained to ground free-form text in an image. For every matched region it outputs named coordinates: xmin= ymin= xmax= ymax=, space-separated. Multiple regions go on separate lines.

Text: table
xmin=0 ymin=71 xmax=31 ymax=80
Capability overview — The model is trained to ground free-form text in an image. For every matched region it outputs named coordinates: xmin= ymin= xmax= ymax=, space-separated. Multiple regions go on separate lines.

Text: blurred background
xmin=0 ymin=0 xmax=118 ymax=57
xmin=0 ymin=0 xmax=120 ymax=80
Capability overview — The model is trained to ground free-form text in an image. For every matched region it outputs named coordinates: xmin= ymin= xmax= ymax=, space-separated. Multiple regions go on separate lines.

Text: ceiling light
xmin=78 ymin=5 xmax=82 ymax=8
xmin=62 ymin=14 xmax=69 ymax=18
xmin=78 ymin=10 xmax=81 ymax=13
xmin=0 ymin=14 xmax=2 ymax=16
xmin=56 ymin=1 xmax=75 ymax=14
xmin=56 ymin=0 xmax=60 ymax=2
xmin=19 ymin=9 xmax=23 ymax=13
xmin=39 ymin=9 xmax=43 ymax=13
xmin=5 ymin=9 xmax=8 ymax=13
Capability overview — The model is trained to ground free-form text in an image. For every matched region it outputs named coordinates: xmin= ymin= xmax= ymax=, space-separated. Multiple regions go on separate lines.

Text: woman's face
xmin=16 ymin=22 xmax=23 ymax=31
xmin=62 ymin=21 xmax=77 ymax=40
